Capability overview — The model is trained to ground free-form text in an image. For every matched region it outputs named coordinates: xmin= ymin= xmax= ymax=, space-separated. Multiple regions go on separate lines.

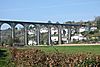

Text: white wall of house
xmin=79 ymin=27 xmax=86 ymax=32
xmin=51 ymin=36 xmax=58 ymax=41
xmin=90 ymin=27 xmax=97 ymax=31
xmin=51 ymin=27 xmax=58 ymax=35
xmin=71 ymin=34 xmax=86 ymax=41
xmin=40 ymin=29 xmax=48 ymax=33
xmin=28 ymin=40 xmax=37 ymax=45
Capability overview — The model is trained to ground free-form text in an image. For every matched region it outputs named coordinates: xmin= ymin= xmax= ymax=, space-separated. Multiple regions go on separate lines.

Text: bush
xmin=9 ymin=48 xmax=100 ymax=67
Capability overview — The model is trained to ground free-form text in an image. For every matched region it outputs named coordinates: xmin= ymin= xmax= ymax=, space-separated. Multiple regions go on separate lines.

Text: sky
xmin=0 ymin=0 xmax=100 ymax=23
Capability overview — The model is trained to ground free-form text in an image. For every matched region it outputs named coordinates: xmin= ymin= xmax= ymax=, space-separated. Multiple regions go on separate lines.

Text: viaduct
xmin=0 ymin=20 xmax=85 ymax=46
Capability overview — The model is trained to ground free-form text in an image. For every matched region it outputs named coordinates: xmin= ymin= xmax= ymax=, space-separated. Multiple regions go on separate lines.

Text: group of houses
xmin=28 ymin=24 xmax=97 ymax=45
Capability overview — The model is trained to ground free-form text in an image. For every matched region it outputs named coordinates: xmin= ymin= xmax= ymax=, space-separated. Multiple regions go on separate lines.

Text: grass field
xmin=24 ymin=45 xmax=100 ymax=54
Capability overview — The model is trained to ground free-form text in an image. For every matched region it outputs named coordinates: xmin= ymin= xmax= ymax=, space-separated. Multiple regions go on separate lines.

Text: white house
xmin=79 ymin=27 xmax=86 ymax=32
xmin=71 ymin=34 xmax=86 ymax=41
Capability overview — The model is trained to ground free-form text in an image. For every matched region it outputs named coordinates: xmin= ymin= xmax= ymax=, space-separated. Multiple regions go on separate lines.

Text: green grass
xmin=16 ymin=45 xmax=100 ymax=54
xmin=0 ymin=48 xmax=11 ymax=67
xmin=29 ymin=45 xmax=100 ymax=54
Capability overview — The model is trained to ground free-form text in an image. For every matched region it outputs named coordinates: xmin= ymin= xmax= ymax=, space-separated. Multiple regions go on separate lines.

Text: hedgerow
xmin=8 ymin=47 xmax=100 ymax=67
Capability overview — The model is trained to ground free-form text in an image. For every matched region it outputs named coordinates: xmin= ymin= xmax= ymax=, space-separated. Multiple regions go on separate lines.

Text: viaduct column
xmin=68 ymin=26 xmax=71 ymax=43
xmin=0 ymin=23 xmax=2 ymax=44
xmin=48 ymin=25 xmax=51 ymax=45
xmin=24 ymin=24 xmax=28 ymax=45
xmin=58 ymin=25 xmax=62 ymax=45
xmin=11 ymin=23 xmax=15 ymax=46
xmin=48 ymin=21 xmax=51 ymax=45
xmin=36 ymin=24 xmax=40 ymax=45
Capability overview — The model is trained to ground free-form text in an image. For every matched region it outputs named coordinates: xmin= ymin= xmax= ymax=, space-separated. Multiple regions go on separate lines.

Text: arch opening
xmin=40 ymin=25 xmax=48 ymax=45
xmin=61 ymin=26 xmax=68 ymax=44
xmin=14 ymin=24 xmax=24 ymax=46
xmin=1 ymin=23 xmax=12 ymax=46
xmin=28 ymin=24 xmax=37 ymax=45
xmin=51 ymin=25 xmax=59 ymax=45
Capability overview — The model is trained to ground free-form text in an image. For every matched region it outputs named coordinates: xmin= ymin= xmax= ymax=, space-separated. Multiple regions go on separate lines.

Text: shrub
xmin=9 ymin=48 xmax=100 ymax=67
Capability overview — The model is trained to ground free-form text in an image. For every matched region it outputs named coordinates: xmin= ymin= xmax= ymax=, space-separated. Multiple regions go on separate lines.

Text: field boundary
xmin=57 ymin=44 xmax=100 ymax=46
xmin=36 ymin=44 xmax=100 ymax=46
